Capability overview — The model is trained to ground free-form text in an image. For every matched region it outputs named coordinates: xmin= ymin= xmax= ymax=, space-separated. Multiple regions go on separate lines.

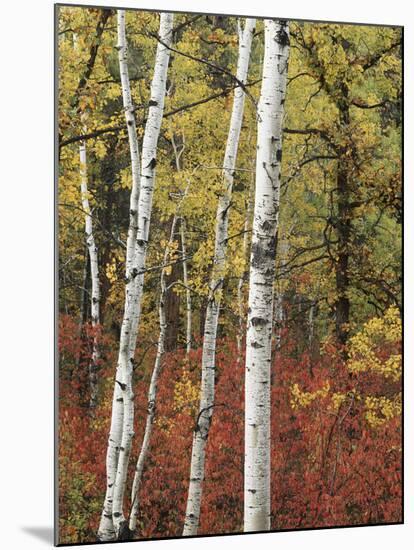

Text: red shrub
xmin=58 ymin=316 xmax=402 ymax=544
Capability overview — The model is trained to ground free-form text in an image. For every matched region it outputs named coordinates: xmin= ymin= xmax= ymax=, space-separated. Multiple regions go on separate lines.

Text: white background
xmin=0 ymin=0 xmax=411 ymax=548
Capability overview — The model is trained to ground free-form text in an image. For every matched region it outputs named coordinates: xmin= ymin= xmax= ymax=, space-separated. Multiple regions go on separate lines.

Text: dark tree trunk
xmin=334 ymin=90 xmax=351 ymax=346
xmin=335 ymin=165 xmax=351 ymax=346
xmin=162 ymin=216 xmax=181 ymax=352
xmin=77 ymin=246 xmax=91 ymax=376
xmin=98 ymin=135 xmax=118 ymax=325
xmin=164 ymin=256 xmax=181 ymax=351
xmin=80 ymin=244 xmax=91 ymax=325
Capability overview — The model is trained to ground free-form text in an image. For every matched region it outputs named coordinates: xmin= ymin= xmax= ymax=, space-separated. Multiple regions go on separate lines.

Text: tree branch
xmin=71 ymin=9 xmax=112 ymax=112
xmin=59 ymin=80 xmax=261 ymax=149
xmin=351 ymin=99 xmax=391 ymax=109
xmin=146 ymin=30 xmax=259 ymax=110
xmin=362 ymin=41 xmax=401 ymax=71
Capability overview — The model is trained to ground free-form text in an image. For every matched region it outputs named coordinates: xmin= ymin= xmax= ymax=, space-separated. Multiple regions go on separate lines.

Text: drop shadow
xmin=22 ymin=526 xmax=54 ymax=545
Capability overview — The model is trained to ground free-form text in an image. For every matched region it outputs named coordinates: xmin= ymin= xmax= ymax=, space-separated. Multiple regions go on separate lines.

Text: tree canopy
xmin=57 ymin=6 xmax=402 ymax=545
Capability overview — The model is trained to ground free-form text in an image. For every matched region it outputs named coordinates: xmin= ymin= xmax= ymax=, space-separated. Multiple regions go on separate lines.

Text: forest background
xmin=0 ymin=3 xmax=409 ymax=547
xmin=56 ymin=3 xmax=402 ymax=545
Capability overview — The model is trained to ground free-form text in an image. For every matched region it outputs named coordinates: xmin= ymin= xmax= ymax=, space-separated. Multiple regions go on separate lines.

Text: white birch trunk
xmin=79 ymin=136 xmax=100 ymax=410
xmin=244 ymin=19 xmax=289 ymax=533
xmin=183 ymin=18 xmax=256 ymax=536
xmin=117 ymin=9 xmax=141 ymax=276
xmin=73 ymin=32 xmax=101 ymax=410
xmin=110 ymin=12 xmax=174 ymax=539
xmin=97 ymin=9 xmax=142 ymax=541
xmin=117 ymin=8 xmax=143 ymax=367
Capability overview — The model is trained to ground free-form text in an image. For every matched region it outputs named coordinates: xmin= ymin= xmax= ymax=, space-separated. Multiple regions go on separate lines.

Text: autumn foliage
xmin=57 ymin=7 xmax=402 ymax=544
xmin=58 ymin=309 xmax=402 ymax=544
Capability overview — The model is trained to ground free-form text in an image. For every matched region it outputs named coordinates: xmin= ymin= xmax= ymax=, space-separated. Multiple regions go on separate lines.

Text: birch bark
xmin=183 ymin=18 xmax=256 ymax=536
xmin=117 ymin=9 xmax=143 ymax=368
xmin=244 ymin=19 xmax=289 ymax=533
xmin=72 ymin=32 xmax=101 ymax=410
xmin=127 ymin=220 xmax=175 ymax=533
xmin=110 ymin=12 xmax=174 ymax=539
xmin=98 ymin=9 xmax=142 ymax=540
xmin=117 ymin=9 xmax=141 ymax=277
xmin=79 ymin=135 xmax=100 ymax=410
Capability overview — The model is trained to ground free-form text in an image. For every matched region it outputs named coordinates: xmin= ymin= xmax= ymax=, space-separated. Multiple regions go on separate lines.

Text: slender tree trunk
xmin=72 ymin=31 xmax=101 ymax=409
xmin=109 ymin=12 xmax=174 ymax=540
xmin=79 ymin=244 xmax=90 ymax=327
xmin=79 ymin=135 xmax=100 ymax=410
xmin=98 ymin=9 xmax=143 ymax=541
xmin=183 ymin=18 xmax=256 ymax=536
xmin=71 ymin=10 xmax=111 ymax=115
xmin=334 ymin=85 xmax=351 ymax=347
xmin=335 ymin=164 xmax=351 ymax=346
xmin=99 ymin=135 xmax=118 ymax=324
xmin=164 ymin=250 xmax=181 ymax=351
xmin=244 ymin=19 xmax=289 ymax=533
xmin=309 ymin=301 xmax=315 ymax=347
xmin=76 ymin=246 xmax=90 ymax=373
xmin=129 ymin=171 xmax=189 ymax=530
xmin=171 ymin=133 xmax=192 ymax=354
xmin=128 ymin=217 xmax=177 ymax=533
xmin=180 ymin=219 xmax=192 ymax=354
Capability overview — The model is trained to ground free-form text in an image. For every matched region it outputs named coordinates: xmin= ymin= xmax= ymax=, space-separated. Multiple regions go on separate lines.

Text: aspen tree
xmin=111 ymin=11 xmax=174 ymax=539
xmin=244 ymin=19 xmax=290 ymax=533
xmin=98 ymin=9 xmax=140 ymax=540
xmin=183 ymin=18 xmax=256 ymax=536
xmin=128 ymin=218 xmax=177 ymax=533
xmin=79 ymin=135 xmax=100 ymax=409
xmin=98 ymin=11 xmax=174 ymax=541
xmin=72 ymin=32 xmax=101 ymax=410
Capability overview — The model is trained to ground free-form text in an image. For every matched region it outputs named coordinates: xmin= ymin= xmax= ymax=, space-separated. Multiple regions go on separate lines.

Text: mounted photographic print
xmin=55 ymin=2 xmax=403 ymax=545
